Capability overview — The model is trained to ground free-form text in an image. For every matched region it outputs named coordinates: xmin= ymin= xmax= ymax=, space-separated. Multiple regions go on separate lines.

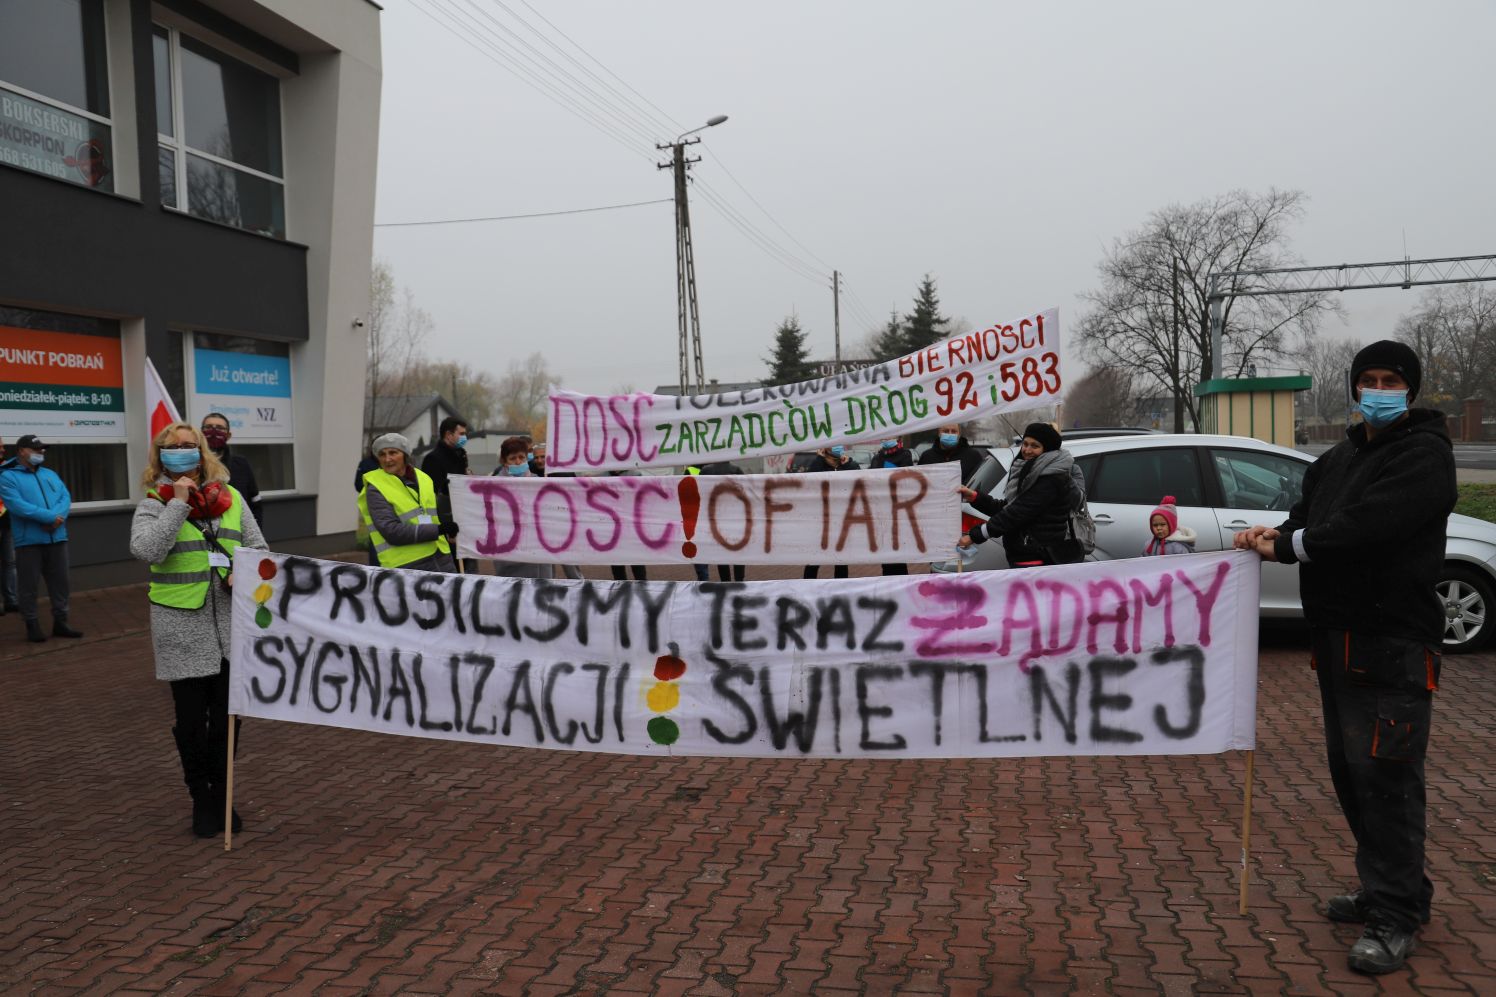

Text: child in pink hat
xmin=1143 ymin=495 xmax=1197 ymax=555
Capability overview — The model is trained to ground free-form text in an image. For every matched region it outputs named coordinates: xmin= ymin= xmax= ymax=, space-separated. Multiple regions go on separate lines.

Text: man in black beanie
xmin=1235 ymin=339 xmax=1455 ymax=974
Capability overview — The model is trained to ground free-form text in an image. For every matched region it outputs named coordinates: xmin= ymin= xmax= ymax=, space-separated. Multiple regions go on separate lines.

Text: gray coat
xmin=364 ymin=476 xmax=456 ymax=573
xmin=130 ymin=489 xmax=267 ymax=682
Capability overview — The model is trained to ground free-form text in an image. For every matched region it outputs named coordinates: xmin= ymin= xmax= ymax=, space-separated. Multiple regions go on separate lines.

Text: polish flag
xmin=146 ymin=356 xmax=181 ymax=439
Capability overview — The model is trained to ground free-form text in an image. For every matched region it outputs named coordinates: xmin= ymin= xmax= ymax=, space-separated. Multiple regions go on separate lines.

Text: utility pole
xmin=1171 ymin=258 xmax=1184 ymax=433
xmin=832 ymin=270 xmax=842 ymax=365
xmin=656 ymin=115 xmax=727 ymax=396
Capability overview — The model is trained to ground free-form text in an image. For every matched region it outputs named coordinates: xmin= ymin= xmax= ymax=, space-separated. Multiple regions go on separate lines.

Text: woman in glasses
xmin=130 ymin=421 xmax=267 ymax=839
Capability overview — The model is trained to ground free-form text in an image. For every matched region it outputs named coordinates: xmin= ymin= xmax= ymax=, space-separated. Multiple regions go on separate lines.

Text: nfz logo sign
xmin=256 ymin=407 xmax=277 ymax=421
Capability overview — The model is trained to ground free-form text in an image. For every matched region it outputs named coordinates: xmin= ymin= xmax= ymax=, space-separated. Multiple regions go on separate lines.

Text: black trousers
xmin=610 ymin=565 xmax=648 ymax=581
xmin=170 ymin=659 xmax=234 ymax=787
xmin=803 ymin=564 xmax=848 ymax=579
xmin=715 ymin=565 xmax=745 ymax=582
xmin=1313 ymin=629 xmax=1436 ymax=932
xmin=15 ymin=541 xmax=70 ymax=622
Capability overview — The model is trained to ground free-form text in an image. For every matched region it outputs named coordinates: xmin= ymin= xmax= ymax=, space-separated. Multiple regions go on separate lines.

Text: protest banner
xmin=547 ymin=308 xmax=1062 ymax=472
xmin=228 ymin=549 xmax=1259 ymax=760
xmin=448 ymin=465 xmax=962 ymax=566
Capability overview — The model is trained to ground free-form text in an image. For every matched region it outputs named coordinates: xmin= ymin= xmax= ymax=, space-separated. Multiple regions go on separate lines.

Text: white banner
xmin=229 ymin=549 xmax=1259 ymax=759
xmin=448 ymin=465 xmax=962 ymax=565
xmin=548 ymin=308 xmax=1062 ymax=472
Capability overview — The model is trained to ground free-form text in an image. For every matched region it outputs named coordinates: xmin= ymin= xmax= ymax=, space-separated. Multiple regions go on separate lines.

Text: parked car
xmin=933 ymin=433 xmax=1496 ymax=654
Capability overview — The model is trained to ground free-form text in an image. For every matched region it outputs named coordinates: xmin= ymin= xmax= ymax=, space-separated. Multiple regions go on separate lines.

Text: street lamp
xmin=657 ymin=115 xmax=729 ymax=393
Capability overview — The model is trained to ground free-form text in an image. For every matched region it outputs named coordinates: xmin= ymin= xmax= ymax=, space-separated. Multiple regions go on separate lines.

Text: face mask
xmin=506 ymin=463 xmax=528 ymax=476
xmin=939 ymin=433 xmax=959 ymax=448
xmin=830 ymin=446 xmax=844 ymax=459
xmin=527 ymin=451 xmax=534 ymax=462
xmin=26 ymin=452 xmax=45 ymax=467
xmin=881 ymin=440 xmax=897 ymax=450
xmin=160 ymin=449 xmax=201 ymax=473
xmin=1358 ymin=388 xmax=1408 ymax=429
xmin=456 ymin=434 xmax=468 ymax=448
xmin=202 ymin=428 xmax=229 ymax=450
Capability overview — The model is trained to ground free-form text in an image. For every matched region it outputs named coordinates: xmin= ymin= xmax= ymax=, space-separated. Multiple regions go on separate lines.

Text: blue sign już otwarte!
xmin=193 ymin=348 xmax=292 ymax=398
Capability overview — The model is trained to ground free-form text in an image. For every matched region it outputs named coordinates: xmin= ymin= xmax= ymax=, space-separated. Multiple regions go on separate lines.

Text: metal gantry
xmin=1206 ymin=253 xmax=1496 ymax=378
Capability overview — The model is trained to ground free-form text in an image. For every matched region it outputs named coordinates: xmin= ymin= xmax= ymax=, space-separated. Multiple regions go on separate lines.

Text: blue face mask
xmin=881 ymin=440 xmax=897 ymax=450
xmin=830 ymin=446 xmax=844 ymax=459
xmin=160 ymin=449 xmax=201 ymax=473
xmin=506 ymin=463 xmax=528 ymax=477
xmin=939 ymin=433 xmax=959 ymax=448
xmin=26 ymin=452 xmax=45 ymax=467
xmin=1358 ymin=388 xmax=1408 ymax=429
xmin=456 ymin=434 xmax=468 ymax=448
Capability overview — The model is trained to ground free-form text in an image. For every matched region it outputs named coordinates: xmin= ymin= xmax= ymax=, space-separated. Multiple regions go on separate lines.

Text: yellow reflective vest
xmin=358 ymin=467 xmax=451 ymax=567
xmin=147 ymin=486 xmax=245 ymax=609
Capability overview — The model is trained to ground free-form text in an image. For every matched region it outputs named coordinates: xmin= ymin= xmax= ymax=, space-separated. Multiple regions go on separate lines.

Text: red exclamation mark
xmin=678 ymin=475 xmax=700 ymax=558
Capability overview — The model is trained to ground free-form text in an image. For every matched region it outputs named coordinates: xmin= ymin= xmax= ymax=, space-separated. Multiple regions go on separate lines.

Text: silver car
xmin=933 ymin=433 xmax=1496 ymax=654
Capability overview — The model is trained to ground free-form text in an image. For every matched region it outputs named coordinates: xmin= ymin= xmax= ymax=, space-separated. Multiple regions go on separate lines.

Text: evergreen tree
xmin=764 ymin=315 xmax=814 ymax=385
xmin=901 ymin=274 xmax=951 ymax=353
xmin=871 ymin=309 xmax=906 ymax=362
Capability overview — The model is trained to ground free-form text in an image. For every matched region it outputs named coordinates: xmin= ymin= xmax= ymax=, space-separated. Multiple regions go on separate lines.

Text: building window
xmin=186 ymin=332 xmax=295 ymax=491
xmin=154 ymin=24 xmax=285 ymax=238
xmin=0 ymin=0 xmax=114 ymax=191
xmin=0 ymin=304 xmax=128 ymax=503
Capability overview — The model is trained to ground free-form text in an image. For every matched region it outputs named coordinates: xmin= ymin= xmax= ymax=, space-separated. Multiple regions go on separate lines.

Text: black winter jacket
xmin=967 ymin=451 xmax=1075 ymax=562
xmin=421 ymin=442 xmax=470 ymax=523
xmin=917 ymin=435 xmax=985 ymax=483
xmin=1272 ymin=409 xmax=1455 ymax=644
xmin=870 ymin=446 xmax=914 ymax=470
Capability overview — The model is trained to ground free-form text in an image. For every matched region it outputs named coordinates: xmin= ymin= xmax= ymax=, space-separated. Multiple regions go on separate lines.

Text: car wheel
xmin=1437 ymin=565 xmax=1494 ymax=655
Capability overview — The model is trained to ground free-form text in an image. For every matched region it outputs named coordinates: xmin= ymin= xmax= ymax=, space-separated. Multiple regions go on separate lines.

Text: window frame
xmin=1206 ymin=446 xmax=1310 ymax=514
xmin=181 ymin=331 xmax=298 ymax=495
xmin=152 ymin=16 xmax=288 ymax=237
xmin=0 ymin=0 xmax=116 ymax=191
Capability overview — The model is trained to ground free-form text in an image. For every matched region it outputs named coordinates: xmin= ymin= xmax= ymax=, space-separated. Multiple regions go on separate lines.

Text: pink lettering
xmin=1176 ymin=561 xmax=1231 ymax=647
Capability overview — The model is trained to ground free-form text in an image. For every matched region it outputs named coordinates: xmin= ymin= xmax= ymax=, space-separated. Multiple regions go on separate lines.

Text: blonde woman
xmin=129 ymin=421 xmax=266 ymax=838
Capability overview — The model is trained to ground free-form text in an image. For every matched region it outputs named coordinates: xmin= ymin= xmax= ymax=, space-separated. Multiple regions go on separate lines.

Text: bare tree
xmin=1394 ymin=285 xmax=1496 ymax=409
xmin=1291 ymin=332 xmax=1361 ymax=427
xmin=1063 ymin=367 xmax=1136 ymax=428
xmin=497 ymin=352 xmax=558 ymax=435
xmin=364 ymin=261 xmax=433 ymax=439
xmin=1077 ymin=189 xmax=1340 ymax=431
xmin=397 ymin=358 xmax=502 ymax=430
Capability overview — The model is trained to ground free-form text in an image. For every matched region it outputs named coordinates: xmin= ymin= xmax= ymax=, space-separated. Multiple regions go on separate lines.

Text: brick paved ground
xmin=2 ymin=562 xmax=1493 ymax=995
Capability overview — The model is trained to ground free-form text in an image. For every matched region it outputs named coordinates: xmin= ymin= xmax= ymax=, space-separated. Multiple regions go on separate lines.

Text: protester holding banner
xmin=201 ymin=413 xmax=263 ymax=528
xmin=917 ymin=422 xmax=986 ymax=484
xmin=1234 ymin=341 xmax=1454 ymax=975
xmin=130 ymin=421 xmax=267 ymax=838
xmin=486 ymin=436 xmax=548 ymax=579
xmin=0 ymin=435 xmax=82 ymax=642
xmin=357 ymin=433 xmax=456 ymax=574
xmin=802 ymin=445 xmax=858 ymax=580
xmin=958 ymin=423 xmax=1086 ymax=567
xmin=871 ymin=438 xmax=915 ymax=576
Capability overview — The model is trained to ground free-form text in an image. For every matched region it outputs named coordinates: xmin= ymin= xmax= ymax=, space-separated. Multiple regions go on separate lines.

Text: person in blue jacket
xmin=0 ymin=435 xmax=83 ymax=642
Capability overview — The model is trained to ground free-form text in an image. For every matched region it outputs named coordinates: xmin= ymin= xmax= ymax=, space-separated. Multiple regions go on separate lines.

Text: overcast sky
xmin=372 ymin=0 xmax=1496 ymax=399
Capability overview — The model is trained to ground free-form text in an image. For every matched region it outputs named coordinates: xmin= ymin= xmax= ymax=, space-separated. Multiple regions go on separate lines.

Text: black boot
xmin=171 ymin=726 xmax=217 ymax=838
xmin=25 ymin=619 xmax=45 ymax=643
xmin=52 ymin=617 xmax=83 ymax=639
xmin=1348 ymin=915 xmax=1417 ymax=975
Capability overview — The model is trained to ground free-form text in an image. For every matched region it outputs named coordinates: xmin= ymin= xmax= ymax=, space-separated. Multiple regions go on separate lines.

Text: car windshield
xmin=966 ymin=453 xmax=1007 ymax=495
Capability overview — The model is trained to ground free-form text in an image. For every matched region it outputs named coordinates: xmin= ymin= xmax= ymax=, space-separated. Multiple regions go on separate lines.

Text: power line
xmin=699 ymin=140 xmax=837 ymax=274
xmin=375 ymin=198 xmax=672 ymax=228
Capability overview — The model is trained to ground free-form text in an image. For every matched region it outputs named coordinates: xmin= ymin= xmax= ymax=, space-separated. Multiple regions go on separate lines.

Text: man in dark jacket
xmin=917 ymin=421 xmax=985 ymax=483
xmin=421 ymin=417 xmax=474 ymax=573
xmin=201 ymin=413 xmax=263 ymax=528
xmin=1236 ymin=341 xmax=1455 ymax=975
xmin=0 ymin=436 xmax=83 ymax=641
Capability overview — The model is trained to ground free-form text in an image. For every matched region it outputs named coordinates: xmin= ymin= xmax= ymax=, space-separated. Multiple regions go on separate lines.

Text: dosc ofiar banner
xmin=0 ymin=326 xmax=125 ymax=438
xmin=449 ymin=465 xmax=962 ymax=566
xmin=188 ymin=347 xmax=293 ymax=440
xmin=548 ymin=308 xmax=1061 ymax=472
xmin=229 ymin=549 xmax=1260 ymax=759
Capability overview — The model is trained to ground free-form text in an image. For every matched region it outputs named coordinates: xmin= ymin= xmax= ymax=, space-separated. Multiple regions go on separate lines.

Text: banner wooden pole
xmin=1238 ymin=748 xmax=1255 ymax=914
xmin=224 ymin=714 xmax=237 ymax=852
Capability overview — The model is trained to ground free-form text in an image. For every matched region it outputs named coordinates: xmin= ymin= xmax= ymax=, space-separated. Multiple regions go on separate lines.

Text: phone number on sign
xmin=931 ymin=352 xmax=1062 ymax=418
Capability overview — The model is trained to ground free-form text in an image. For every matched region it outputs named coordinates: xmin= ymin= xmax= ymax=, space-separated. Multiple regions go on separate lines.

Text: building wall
xmin=0 ymin=0 xmax=381 ymax=569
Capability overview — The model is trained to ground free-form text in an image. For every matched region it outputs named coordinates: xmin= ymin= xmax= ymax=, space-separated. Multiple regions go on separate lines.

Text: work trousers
xmin=1313 ymin=628 xmax=1437 ymax=933
xmin=15 ymin=541 xmax=69 ymax=623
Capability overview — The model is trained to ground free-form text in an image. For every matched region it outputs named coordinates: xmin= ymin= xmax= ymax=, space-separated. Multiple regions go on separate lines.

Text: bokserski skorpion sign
xmin=229 ymin=549 xmax=1259 ymax=759
xmin=547 ymin=308 xmax=1063 ymax=472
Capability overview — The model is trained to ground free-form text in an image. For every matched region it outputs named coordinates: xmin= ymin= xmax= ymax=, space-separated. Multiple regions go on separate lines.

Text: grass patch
xmin=1456 ymin=484 xmax=1496 ymax=524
